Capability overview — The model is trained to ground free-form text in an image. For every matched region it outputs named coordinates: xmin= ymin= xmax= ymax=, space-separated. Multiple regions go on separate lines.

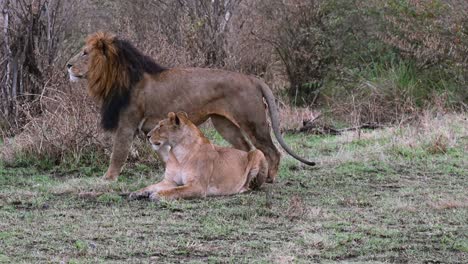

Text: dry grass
xmin=311 ymin=111 xmax=467 ymax=166
xmin=428 ymin=199 xmax=468 ymax=210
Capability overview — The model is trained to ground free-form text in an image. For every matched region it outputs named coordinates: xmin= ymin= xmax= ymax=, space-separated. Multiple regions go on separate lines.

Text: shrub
xmin=0 ymin=73 xmax=107 ymax=166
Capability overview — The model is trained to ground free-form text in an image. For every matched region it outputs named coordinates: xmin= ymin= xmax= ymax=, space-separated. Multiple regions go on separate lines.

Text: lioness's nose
xmin=66 ymin=63 xmax=72 ymax=69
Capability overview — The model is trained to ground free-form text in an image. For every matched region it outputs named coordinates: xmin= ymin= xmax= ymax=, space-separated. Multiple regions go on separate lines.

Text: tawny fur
xmin=130 ymin=112 xmax=268 ymax=200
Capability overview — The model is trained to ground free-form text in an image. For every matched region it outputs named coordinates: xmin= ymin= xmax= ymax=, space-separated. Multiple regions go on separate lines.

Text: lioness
xmin=67 ymin=32 xmax=314 ymax=183
xmin=130 ymin=112 xmax=268 ymax=200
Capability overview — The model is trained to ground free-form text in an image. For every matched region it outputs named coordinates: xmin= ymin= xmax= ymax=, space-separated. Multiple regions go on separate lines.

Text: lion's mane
xmin=86 ymin=32 xmax=166 ymax=131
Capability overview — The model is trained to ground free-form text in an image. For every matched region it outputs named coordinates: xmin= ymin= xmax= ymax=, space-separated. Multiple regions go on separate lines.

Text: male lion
xmin=130 ymin=112 xmax=268 ymax=200
xmin=67 ymin=32 xmax=314 ymax=183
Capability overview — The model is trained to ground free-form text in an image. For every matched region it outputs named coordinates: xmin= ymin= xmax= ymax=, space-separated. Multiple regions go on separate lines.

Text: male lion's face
xmin=66 ymin=46 xmax=90 ymax=82
xmin=147 ymin=112 xmax=190 ymax=150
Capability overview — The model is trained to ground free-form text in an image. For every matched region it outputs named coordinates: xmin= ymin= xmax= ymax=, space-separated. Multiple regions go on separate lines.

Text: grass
xmin=0 ymin=113 xmax=467 ymax=263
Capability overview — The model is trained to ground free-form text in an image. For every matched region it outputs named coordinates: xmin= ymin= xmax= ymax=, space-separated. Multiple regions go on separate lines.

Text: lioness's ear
xmin=167 ymin=112 xmax=179 ymax=126
xmin=176 ymin=112 xmax=188 ymax=120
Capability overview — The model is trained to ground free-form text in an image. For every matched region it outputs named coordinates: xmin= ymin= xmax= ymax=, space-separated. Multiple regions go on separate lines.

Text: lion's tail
xmin=258 ymin=81 xmax=316 ymax=166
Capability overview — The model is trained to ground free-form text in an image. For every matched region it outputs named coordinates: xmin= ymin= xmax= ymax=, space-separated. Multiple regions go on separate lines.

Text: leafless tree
xmin=0 ymin=0 xmax=75 ymax=130
xmin=180 ymin=0 xmax=242 ymax=66
xmin=254 ymin=0 xmax=333 ymax=105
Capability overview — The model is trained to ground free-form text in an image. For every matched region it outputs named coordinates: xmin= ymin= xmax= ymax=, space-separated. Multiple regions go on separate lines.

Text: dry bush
xmin=222 ymin=0 xmax=277 ymax=76
xmin=327 ymin=81 xmax=417 ymax=126
xmin=0 ymin=72 xmax=107 ymax=165
xmin=376 ymin=0 xmax=468 ymax=69
xmin=93 ymin=0 xmax=243 ymax=69
xmin=254 ymin=0 xmax=332 ymax=105
xmin=124 ymin=30 xmax=206 ymax=69
xmin=278 ymin=103 xmax=321 ymax=131
xmin=0 ymin=0 xmax=78 ymax=132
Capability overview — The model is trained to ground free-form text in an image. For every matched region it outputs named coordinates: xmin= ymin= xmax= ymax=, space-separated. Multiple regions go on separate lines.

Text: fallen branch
xmin=298 ymin=120 xmax=384 ymax=135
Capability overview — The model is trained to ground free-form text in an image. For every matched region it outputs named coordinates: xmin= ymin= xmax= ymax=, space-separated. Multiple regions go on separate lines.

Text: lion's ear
xmin=93 ymin=32 xmax=115 ymax=57
xmin=96 ymin=38 xmax=110 ymax=57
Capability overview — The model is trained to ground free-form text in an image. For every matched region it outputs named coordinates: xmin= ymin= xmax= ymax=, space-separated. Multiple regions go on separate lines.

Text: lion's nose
xmin=66 ymin=63 xmax=72 ymax=69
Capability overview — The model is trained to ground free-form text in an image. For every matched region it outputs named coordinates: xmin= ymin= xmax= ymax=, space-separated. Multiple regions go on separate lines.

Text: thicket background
xmin=0 ymin=0 xmax=467 ymax=163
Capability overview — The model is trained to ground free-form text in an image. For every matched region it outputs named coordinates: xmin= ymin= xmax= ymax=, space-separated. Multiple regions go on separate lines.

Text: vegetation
xmin=1 ymin=113 xmax=466 ymax=262
xmin=0 ymin=1 xmax=466 ymax=262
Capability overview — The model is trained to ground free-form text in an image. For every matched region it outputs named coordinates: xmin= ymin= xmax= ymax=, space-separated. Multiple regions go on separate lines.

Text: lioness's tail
xmin=258 ymin=81 xmax=316 ymax=166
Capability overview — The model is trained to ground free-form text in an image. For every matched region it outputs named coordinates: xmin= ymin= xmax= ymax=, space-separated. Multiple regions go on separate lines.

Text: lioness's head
xmin=148 ymin=112 xmax=206 ymax=149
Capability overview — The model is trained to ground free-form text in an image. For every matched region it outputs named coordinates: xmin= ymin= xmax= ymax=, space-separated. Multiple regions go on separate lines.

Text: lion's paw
xmin=102 ymin=171 xmax=119 ymax=181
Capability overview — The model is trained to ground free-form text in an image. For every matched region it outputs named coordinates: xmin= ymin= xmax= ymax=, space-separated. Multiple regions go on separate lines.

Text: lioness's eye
xmin=82 ymin=50 xmax=88 ymax=56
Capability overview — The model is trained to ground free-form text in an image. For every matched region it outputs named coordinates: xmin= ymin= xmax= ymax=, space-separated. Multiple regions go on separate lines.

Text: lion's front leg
xmin=103 ymin=126 xmax=135 ymax=181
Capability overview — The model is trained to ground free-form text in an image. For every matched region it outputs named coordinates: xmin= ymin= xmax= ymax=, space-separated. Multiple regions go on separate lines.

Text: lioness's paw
xmin=149 ymin=193 xmax=161 ymax=202
xmin=129 ymin=191 xmax=150 ymax=200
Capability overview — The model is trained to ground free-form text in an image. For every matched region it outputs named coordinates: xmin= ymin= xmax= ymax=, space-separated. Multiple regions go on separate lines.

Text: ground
xmin=0 ymin=114 xmax=467 ymax=263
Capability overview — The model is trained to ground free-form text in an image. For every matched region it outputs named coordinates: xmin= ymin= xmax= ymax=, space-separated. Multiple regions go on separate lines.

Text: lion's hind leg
xmin=244 ymin=149 xmax=268 ymax=191
xmin=211 ymin=115 xmax=251 ymax=151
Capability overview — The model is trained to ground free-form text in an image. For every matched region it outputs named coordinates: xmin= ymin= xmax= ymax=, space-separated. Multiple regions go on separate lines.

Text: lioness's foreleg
xmin=150 ymin=184 xmax=205 ymax=201
xmin=129 ymin=180 xmax=177 ymax=199
xmin=103 ymin=126 xmax=135 ymax=181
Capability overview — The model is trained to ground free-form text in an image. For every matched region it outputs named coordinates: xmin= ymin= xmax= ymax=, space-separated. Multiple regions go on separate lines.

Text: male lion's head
xmin=148 ymin=112 xmax=207 ymax=149
xmin=67 ymin=32 xmax=125 ymax=100
xmin=66 ymin=32 xmax=166 ymax=131
xmin=66 ymin=47 xmax=89 ymax=82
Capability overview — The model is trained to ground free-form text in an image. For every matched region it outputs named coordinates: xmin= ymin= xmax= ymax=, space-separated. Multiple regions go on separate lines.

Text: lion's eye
xmin=82 ymin=50 xmax=88 ymax=56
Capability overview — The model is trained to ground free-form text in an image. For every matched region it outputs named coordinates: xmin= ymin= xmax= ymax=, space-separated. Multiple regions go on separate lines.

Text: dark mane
xmin=101 ymin=38 xmax=167 ymax=131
